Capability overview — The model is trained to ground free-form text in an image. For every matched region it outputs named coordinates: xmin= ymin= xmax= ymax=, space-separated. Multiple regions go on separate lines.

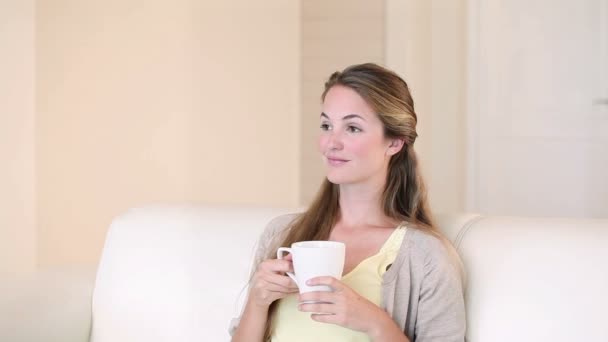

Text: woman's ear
xmin=386 ymin=138 xmax=405 ymax=156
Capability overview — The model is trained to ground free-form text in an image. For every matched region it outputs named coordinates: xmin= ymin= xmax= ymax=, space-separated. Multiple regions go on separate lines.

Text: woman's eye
xmin=347 ymin=126 xmax=362 ymax=133
xmin=320 ymin=123 xmax=331 ymax=131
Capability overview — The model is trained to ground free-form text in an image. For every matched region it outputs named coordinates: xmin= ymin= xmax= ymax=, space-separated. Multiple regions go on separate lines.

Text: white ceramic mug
xmin=276 ymin=240 xmax=345 ymax=293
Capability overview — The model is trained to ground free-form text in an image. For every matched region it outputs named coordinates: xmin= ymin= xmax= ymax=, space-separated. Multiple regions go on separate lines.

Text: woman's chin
xmin=326 ymin=174 xmax=354 ymax=185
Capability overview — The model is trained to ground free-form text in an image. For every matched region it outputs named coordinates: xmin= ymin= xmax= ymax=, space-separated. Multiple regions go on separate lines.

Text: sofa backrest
xmin=90 ymin=204 xmax=296 ymax=342
xmin=90 ymin=205 xmax=608 ymax=342
xmin=452 ymin=216 xmax=608 ymax=342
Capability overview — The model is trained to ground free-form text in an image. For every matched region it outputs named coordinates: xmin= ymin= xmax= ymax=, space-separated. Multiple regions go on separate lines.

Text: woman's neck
xmin=337 ymin=181 xmax=396 ymax=229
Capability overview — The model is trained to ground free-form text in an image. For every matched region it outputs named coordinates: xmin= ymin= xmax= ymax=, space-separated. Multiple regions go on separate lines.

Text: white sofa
xmin=1 ymin=204 xmax=607 ymax=342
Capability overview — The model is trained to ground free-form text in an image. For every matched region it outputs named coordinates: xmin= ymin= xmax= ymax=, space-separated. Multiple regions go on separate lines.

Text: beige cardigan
xmin=229 ymin=213 xmax=466 ymax=341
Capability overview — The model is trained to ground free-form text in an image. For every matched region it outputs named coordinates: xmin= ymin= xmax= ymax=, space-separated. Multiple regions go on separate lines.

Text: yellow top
xmin=271 ymin=224 xmax=407 ymax=342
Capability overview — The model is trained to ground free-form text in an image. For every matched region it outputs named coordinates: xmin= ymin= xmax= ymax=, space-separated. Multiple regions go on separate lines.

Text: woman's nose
xmin=327 ymin=131 xmax=344 ymax=150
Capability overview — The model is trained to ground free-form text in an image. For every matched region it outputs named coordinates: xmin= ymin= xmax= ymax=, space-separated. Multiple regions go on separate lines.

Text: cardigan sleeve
xmin=414 ymin=237 xmax=467 ymax=342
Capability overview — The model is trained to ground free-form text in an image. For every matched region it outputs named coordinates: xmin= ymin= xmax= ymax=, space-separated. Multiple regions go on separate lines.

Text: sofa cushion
xmin=90 ymin=204 xmax=297 ymax=342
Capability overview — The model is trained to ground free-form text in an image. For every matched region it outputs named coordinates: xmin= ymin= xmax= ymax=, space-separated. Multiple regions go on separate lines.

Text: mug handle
xmin=276 ymin=247 xmax=298 ymax=286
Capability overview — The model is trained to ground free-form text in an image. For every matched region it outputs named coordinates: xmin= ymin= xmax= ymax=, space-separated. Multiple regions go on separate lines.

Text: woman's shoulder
xmin=251 ymin=212 xmax=302 ymax=265
xmin=407 ymin=227 xmax=451 ymax=257
xmin=404 ymin=226 xmax=465 ymax=283
xmin=399 ymin=225 xmax=462 ymax=270
xmin=256 ymin=212 xmax=302 ymax=248
xmin=262 ymin=212 xmax=301 ymax=237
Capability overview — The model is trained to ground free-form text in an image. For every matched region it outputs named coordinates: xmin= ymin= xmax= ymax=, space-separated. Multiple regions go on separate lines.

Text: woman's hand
xmin=248 ymin=255 xmax=299 ymax=309
xmin=298 ymin=276 xmax=407 ymax=341
xmin=233 ymin=255 xmax=299 ymax=342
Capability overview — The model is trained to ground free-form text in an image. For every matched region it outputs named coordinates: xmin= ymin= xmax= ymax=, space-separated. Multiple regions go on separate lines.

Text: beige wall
xmin=2 ymin=0 xmax=467 ymax=271
xmin=386 ymin=0 xmax=466 ymax=215
xmin=429 ymin=0 xmax=466 ymax=215
xmin=299 ymin=0 xmax=385 ymax=204
xmin=36 ymin=0 xmax=300 ymax=267
xmin=0 ymin=0 xmax=37 ymax=274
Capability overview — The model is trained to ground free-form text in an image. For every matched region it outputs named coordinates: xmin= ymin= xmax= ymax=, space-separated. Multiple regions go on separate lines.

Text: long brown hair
xmin=262 ymin=63 xmax=439 ymax=340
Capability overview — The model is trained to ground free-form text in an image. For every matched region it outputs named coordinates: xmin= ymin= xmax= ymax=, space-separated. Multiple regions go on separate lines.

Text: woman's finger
xmin=262 ymin=272 xmax=298 ymax=290
xmin=259 ymin=259 xmax=293 ymax=273
xmin=298 ymin=302 xmax=336 ymax=315
xmin=306 ymin=276 xmax=344 ymax=291
xmin=298 ymin=290 xmax=334 ymax=303
xmin=260 ymin=279 xmax=299 ymax=294
xmin=310 ymin=313 xmax=344 ymax=325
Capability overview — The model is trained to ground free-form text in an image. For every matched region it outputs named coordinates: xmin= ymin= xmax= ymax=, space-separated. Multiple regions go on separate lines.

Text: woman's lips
xmin=327 ymin=157 xmax=349 ymax=166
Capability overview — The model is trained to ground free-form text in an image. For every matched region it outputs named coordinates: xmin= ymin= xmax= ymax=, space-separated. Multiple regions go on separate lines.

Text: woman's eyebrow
xmin=320 ymin=112 xmax=366 ymax=121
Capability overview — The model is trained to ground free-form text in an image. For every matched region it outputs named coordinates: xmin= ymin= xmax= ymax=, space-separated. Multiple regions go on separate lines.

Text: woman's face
xmin=318 ymin=85 xmax=402 ymax=186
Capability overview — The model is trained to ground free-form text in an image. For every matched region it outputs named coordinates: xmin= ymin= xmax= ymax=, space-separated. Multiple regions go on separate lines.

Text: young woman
xmin=230 ymin=63 xmax=466 ymax=341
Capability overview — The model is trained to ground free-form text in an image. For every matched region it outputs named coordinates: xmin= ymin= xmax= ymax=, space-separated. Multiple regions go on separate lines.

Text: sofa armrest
xmin=0 ymin=267 xmax=96 ymax=342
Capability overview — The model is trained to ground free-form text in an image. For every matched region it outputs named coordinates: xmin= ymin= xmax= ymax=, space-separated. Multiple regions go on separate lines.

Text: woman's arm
xmin=230 ymin=214 xmax=298 ymax=341
xmin=231 ymin=297 xmax=269 ymax=342
xmin=368 ymin=316 xmax=410 ymax=342
xmin=231 ymin=257 xmax=298 ymax=341
xmin=414 ymin=239 xmax=467 ymax=341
